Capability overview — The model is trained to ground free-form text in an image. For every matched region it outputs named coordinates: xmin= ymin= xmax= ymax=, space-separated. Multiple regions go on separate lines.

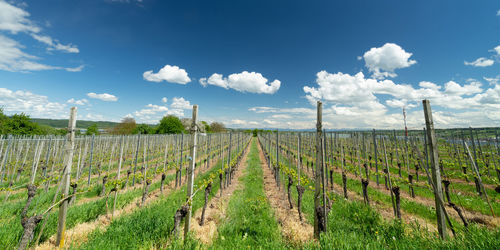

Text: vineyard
xmin=0 ymin=101 xmax=499 ymax=249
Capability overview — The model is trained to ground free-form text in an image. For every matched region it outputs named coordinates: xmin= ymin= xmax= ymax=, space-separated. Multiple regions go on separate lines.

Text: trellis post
xmin=423 ymin=100 xmax=448 ymax=239
xmin=56 ymin=107 xmax=77 ymax=247
xmin=184 ymin=105 xmax=198 ymax=238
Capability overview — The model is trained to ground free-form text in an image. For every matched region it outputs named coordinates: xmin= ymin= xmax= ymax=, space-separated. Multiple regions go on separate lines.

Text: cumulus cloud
xmin=171 ymin=97 xmax=191 ymax=109
xmin=200 ymin=71 xmax=281 ymax=94
xmin=134 ymin=104 xmax=168 ymax=117
xmin=87 ymin=92 xmax=118 ymax=102
xmin=362 ymin=43 xmax=416 ymax=79
xmin=143 ymin=65 xmax=191 ymax=84
xmin=464 ymin=57 xmax=494 ymax=67
xmin=67 ymin=98 xmax=88 ymax=105
xmin=444 ymin=80 xmax=482 ymax=96
xmin=0 ymin=1 xmax=80 ymax=72
xmin=494 ymin=45 xmax=500 ymax=55
xmin=497 ymin=10 xmax=500 ymax=16
xmin=128 ymin=96 xmax=192 ymax=123
xmin=0 ymin=87 xmax=66 ymax=118
xmin=302 ymin=70 xmax=500 ymax=128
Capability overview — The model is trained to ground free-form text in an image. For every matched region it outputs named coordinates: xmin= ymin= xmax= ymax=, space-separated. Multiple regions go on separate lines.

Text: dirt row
xmin=257 ymin=141 xmax=314 ymax=244
xmin=36 ymin=151 xmax=226 ymax=250
xmin=189 ymin=143 xmax=251 ymax=244
xmin=326 ymin=166 xmax=499 ymax=228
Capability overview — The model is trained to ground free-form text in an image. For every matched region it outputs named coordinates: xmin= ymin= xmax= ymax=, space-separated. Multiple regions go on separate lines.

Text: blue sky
xmin=0 ymin=0 xmax=499 ymax=129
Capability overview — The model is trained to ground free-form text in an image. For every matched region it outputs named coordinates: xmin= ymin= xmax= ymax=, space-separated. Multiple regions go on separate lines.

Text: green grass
xmin=209 ymin=138 xmax=285 ymax=249
xmin=78 ymin=141 xmax=249 ymax=249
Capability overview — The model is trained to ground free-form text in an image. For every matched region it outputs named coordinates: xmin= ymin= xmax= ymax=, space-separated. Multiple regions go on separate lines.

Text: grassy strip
xmin=0 ymin=172 xmax=177 ymax=249
xmin=207 ymin=139 xmax=284 ymax=249
xmin=78 ymin=141 xmax=248 ymax=249
xmin=314 ymin=194 xmax=500 ymax=249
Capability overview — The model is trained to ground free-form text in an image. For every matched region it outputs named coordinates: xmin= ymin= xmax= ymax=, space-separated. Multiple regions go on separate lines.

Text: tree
xmin=210 ymin=122 xmax=226 ymax=133
xmin=202 ymin=121 xmax=211 ymax=133
xmin=86 ymin=124 xmax=100 ymax=135
xmin=4 ymin=113 xmax=44 ymax=135
xmin=156 ymin=115 xmax=184 ymax=134
xmin=0 ymin=108 xmax=8 ymax=134
xmin=111 ymin=117 xmax=137 ymax=134
xmin=134 ymin=124 xmax=154 ymax=134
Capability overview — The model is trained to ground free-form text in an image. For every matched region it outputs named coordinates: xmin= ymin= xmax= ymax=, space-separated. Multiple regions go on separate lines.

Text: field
xmin=1 ymin=110 xmax=499 ymax=249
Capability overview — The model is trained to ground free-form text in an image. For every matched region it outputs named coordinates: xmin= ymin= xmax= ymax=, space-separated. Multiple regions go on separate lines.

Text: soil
xmin=257 ymin=140 xmax=314 ymax=244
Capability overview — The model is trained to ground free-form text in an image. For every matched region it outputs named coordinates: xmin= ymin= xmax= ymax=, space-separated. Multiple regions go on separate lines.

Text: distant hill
xmin=32 ymin=118 xmax=120 ymax=129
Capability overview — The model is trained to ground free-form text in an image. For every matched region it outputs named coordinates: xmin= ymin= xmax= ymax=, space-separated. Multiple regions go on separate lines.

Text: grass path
xmin=209 ymin=138 xmax=285 ymax=249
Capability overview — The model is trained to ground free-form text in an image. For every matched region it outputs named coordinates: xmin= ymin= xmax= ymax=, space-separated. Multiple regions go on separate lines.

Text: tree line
xmin=0 ymin=109 xmax=227 ymax=136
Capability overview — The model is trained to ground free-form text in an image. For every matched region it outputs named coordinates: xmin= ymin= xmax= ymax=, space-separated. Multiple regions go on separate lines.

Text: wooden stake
xmin=314 ymin=101 xmax=323 ymax=239
xmin=56 ymin=107 xmax=77 ymax=247
xmin=184 ymin=105 xmax=198 ymax=239
xmin=422 ymin=100 xmax=448 ymax=239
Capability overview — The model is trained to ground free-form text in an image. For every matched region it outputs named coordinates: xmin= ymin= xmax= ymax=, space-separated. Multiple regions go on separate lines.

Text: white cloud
xmin=0 ymin=35 xmax=59 ymax=72
xmin=494 ymin=45 xmax=500 ymax=55
xmin=128 ymin=96 xmax=192 ymax=124
xmin=0 ymin=1 xmax=80 ymax=72
xmin=200 ymin=71 xmax=281 ymax=94
xmin=171 ymin=97 xmax=192 ymax=110
xmin=87 ymin=92 xmax=118 ymax=102
xmin=31 ymin=34 xmax=79 ymax=53
xmin=302 ymin=70 xmax=500 ymax=129
xmin=484 ymin=76 xmax=500 ymax=85
xmin=444 ymin=80 xmax=482 ymax=96
xmin=0 ymin=87 xmax=66 ymax=118
xmin=497 ymin=10 xmax=500 ymax=16
xmin=134 ymin=104 xmax=168 ymax=117
xmin=0 ymin=0 xmax=40 ymax=33
xmin=271 ymin=114 xmax=292 ymax=119
xmin=143 ymin=65 xmax=191 ymax=84
xmin=464 ymin=57 xmax=494 ymax=67
xmin=85 ymin=113 xmax=105 ymax=121
xmin=363 ymin=43 xmax=416 ymax=79
xmin=385 ymin=99 xmax=416 ymax=109
xmin=249 ymin=106 xmax=315 ymax=116
xmin=67 ymin=98 xmax=88 ymax=105
xmin=65 ymin=65 xmax=84 ymax=72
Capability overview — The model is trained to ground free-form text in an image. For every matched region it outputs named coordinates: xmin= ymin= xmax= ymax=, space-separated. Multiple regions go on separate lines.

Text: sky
xmin=0 ymin=0 xmax=499 ymax=130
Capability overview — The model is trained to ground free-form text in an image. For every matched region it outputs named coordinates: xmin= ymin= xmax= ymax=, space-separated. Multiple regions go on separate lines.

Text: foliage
xmin=133 ymin=124 xmax=154 ymax=134
xmin=0 ymin=109 xmax=47 ymax=135
xmin=86 ymin=123 xmax=100 ymax=135
xmin=110 ymin=117 xmax=137 ymax=134
xmin=210 ymin=122 xmax=226 ymax=133
xmin=155 ymin=115 xmax=184 ymax=134
xmin=202 ymin=121 xmax=211 ymax=133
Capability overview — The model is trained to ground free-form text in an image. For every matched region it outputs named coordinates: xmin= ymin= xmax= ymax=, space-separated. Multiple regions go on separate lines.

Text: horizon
xmin=1 ymin=0 xmax=499 ymax=130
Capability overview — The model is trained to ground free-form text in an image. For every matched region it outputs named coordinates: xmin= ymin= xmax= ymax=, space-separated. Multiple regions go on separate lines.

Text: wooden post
xmin=297 ymin=133 xmax=301 ymax=185
xmin=184 ymin=105 xmax=198 ymax=238
xmin=276 ymin=130 xmax=280 ymax=188
xmin=87 ymin=134 xmax=95 ymax=186
xmin=113 ymin=135 xmax=125 ymax=218
xmin=422 ymin=100 xmax=447 ymax=239
xmin=314 ymin=101 xmax=323 ymax=239
xmin=373 ymin=129 xmax=379 ymax=185
xmin=56 ymin=107 xmax=77 ymax=247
